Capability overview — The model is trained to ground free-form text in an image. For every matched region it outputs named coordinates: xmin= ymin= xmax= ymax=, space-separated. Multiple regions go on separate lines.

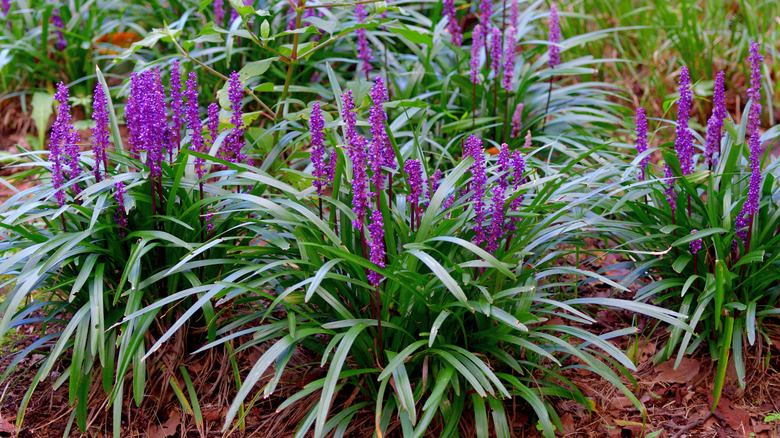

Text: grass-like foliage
xmin=196 ymin=84 xmax=688 ymax=437
xmin=613 ymin=50 xmax=780 ymax=408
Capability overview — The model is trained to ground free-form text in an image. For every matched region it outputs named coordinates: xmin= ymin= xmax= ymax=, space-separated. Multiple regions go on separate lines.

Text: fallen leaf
xmin=148 ymin=411 xmax=181 ymax=438
xmin=654 ymin=358 xmax=701 ymax=383
xmin=0 ymin=416 xmax=15 ymax=435
xmin=709 ymin=395 xmax=752 ymax=434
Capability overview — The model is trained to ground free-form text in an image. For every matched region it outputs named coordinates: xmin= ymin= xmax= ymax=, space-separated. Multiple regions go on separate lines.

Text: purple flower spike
xmin=126 ymin=69 xmax=167 ymax=178
xmin=675 ymin=66 xmax=694 ymax=175
xmin=510 ymin=0 xmax=519 ymax=27
xmin=465 ymin=135 xmax=487 ymax=246
xmin=479 ymin=0 xmax=492 ymax=34
xmin=506 ymin=149 xmax=526 ymax=235
xmin=65 ymin=129 xmax=82 ymax=197
xmin=663 ymin=162 xmax=676 ymax=211
xmin=207 ymin=103 xmax=220 ymax=145
xmin=170 ymin=60 xmax=184 ymax=151
xmin=486 ymin=185 xmax=506 ymax=253
xmin=356 ymin=4 xmax=373 ymax=75
xmin=50 ymin=82 xmax=73 ymax=206
xmin=2 ymin=0 xmax=10 ymax=16
xmin=704 ymin=71 xmax=726 ymax=167
xmin=502 ymin=26 xmax=517 ymax=91
xmin=497 ymin=143 xmax=511 ymax=189
xmin=92 ymin=83 xmax=111 ymax=182
xmin=635 ymin=108 xmax=648 ymax=180
xmin=310 ymin=101 xmax=329 ymax=195
xmin=547 ymin=3 xmax=561 ymax=69
xmin=746 ymin=42 xmax=763 ymax=137
xmin=404 ymin=159 xmax=423 ymax=223
xmin=214 ymin=0 xmax=225 ymax=23
xmin=185 ymin=72 xmax=205 ymax=179
xmin=490 ymin=26 xmax=502 ymax=76
xmin=425 ymin=169 xmax=442 ymax=208
xmin=367 ymin=208 xmax=386 ymax=285
xmin=470 ymin=24 xmax=484 ymax=85
xmin=52 ymin=9 xmax=67 ymax=51
xmin=443 ymin=0 xmax=462 ymax=46
xmin=689 ymin=229 xmax=703 ymax=255
xmin=350 ymin=135 xmax=370 ymax=231
xmin=369 ymin=77 xmax=394 ymax=170
xmin=342 ymin=90 xmax=369 ymax=231
xmin=510 ymin=103 xmax=524 ymax=138
xmin=735 ymin=42 xmax=764 ymax=248
xmin=222 ymin=71 xmax=249 ymax=164
xmin=114 ymin=182 xmax=128 ymax=236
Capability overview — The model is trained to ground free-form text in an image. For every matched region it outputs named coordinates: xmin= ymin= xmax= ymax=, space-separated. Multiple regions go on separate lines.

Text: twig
xmin=671 ymin=411 xmax=712 ymax=438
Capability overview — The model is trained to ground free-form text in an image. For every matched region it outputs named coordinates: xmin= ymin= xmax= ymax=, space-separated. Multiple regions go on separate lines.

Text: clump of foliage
xmin=615 ymin=41 xmax=780 ymax=408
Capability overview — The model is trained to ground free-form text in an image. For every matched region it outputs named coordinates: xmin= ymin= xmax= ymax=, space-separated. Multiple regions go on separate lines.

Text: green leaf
xmin=407 ymin=249 xmax=469 ymax=306
xmin=31 ymin=92 xmax=54 ymax=150
xmin=314 ymin=323 xmax=369 ymax=438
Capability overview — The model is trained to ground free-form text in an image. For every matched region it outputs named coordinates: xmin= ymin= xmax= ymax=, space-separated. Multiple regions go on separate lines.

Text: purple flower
xmin=185 ymin=72 xmax=205 ymax=179
xmin=342 ymin=91 xmax=369 ymax=231
xmin=510 ymin=0 xmax=519 ymax=27
xmin=663 ymin=162 xmax=676 ymax=211
xmin=342 ymin=89 xmax=358 ymax=145
xmin=443 ymin=0 xmax=462 ymax=46
xmin=2 ymin=0 xmax=11 ymax=16
xmin=635 ymin=107 xmax=648 ymax=180
xmin=490 ymin=26 xmax=502 ymax=76
xmin=497 ymin=142 xmax=511 ymax=189
xmin=169 ymin=60 xmax=184 ymax=151
xmin=207 ymin=103 xmax=220 ymax=145
xmin=126 ymin=69 xmax=167 ymax=178
xmin=547 ymin=3 xmax=561 ymax=68
xmin=470 ymin=24 xmax=484 ymax=85
xmin=746 ymin=42 xmax=763 ymax=137
xmin=50 ymin=82 xmax=72 ymax=206
xmin=214 ymin=0 xmax=225 ymax=23
xmin=310 ymin=101 xmax=330 ymax=195
xmin=510 ymin=103 xmax=524 ymax=138
xmin=465 ymin=135 xmax=487 ymax=246
xmin=502 ymin=26 xmax=517 ymax=91
xmin=735 ymin=42 xmax=764 ymax=248
xmin=114 ymin=182 xmax=128 ymax=236
xmin=369 ymin=77 xmax=394 ymax=170
xmin=704 ymin=71 xmax=726 ymax=167
xmin=479 ymin=0 xmax=492 ymax=34
xmin=689 ymin=229 xmax=703 ymax=255
xmin=356 ymin=4 xmax=373 ymax=75
xmin=404 ymin=159 xmax=423 ymax=219
xmin=65 ymin=129 xmax=82 ymax=198
xmin=52 ymin=9 xmax=66 ymax=51
xmin=486 ymin=185 xmax=506 ymax=253
xmin=367 ymin=207 xmax=386 ymax=285
xmin=425 ymin=169 xmax=442 ymax=208
xmin=92 ymin=83 xmax=111 ymax=182
xmin=221 ymin=71 xmax=249 ymax=164
xmin=675 ymin=66 xmax=694 ymax=175
xmin=506 ymin=149 xmax=526 ymax=235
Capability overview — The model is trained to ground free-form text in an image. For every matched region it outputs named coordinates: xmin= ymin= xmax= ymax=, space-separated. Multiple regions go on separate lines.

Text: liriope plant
xmin=611 ymin=42 xmax=780 ymax=408
xmin=172 ymin=78 xmax=691 ymax=437
xmin=0 ymin=64 xmax=275 ymax=435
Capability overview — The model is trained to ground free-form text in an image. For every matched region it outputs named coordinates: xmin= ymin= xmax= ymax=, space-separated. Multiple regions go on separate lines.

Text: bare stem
xmin=542 ymin=75 xmax=553 ymax=132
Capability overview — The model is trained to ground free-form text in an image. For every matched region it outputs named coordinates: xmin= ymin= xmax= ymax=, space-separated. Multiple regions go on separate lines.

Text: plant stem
xmin=542 ymin=75 xmax=554 ymax=132
xmin=472 ymin=81 xmax=476 ymax=128
xmin=374 ymin=284 xmax=383 ymax=360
